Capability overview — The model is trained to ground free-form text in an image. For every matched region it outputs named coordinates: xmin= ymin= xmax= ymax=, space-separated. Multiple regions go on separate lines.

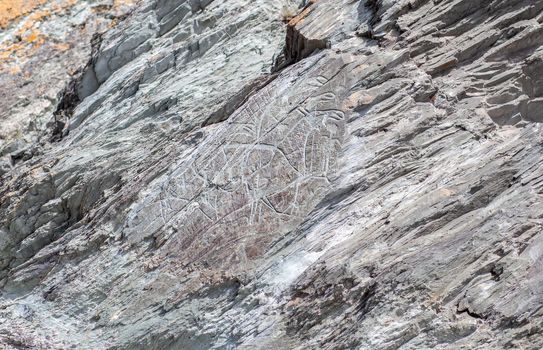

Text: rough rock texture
xmin=0 ymin=0 xmax=138 ymax=176
xmin=1 ymin=0 xmax=543 ymax=349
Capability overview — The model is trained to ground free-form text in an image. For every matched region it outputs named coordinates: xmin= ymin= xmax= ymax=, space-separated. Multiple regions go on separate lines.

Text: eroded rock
xmin=1 ymin=0 xmax=543 ymax=349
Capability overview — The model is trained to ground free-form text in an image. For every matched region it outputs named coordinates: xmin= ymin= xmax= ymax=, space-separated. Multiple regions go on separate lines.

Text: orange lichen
xmin=0 ymin=1 xmax=73 ymax=74
xmin=0 ymin=23 xmax=47 ymax=63
xmin=24 ymin=29 xmax=41 ymax=43
xmin=0 ymin=0 xmax=48 ymax=28
xmin=0 ymin=0 xmax=137 ymax=75
xmin=27 ymin=9 xmax=52 ymax=26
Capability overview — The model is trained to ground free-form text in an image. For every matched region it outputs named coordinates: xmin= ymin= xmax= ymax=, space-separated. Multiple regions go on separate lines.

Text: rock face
xmin=0 ymin=0 xmax=137 ymax=175
xmin=1 ymin=0 xmax=543 ymax=349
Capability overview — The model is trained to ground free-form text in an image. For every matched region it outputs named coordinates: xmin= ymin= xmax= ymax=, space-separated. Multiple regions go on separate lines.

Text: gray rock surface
xmin=0 ymin=0 xmax=138 ymax=175
xmin=1 ymin=0 xmax=543 ymax=349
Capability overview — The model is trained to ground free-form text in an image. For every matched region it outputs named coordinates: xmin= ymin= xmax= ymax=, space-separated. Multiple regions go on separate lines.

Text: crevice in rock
xmin=365 ymin=0 xmax=381 ymax=28
xmin=456 ymin=306 xmax=486 ymax=320
xmin=354 ymin=281 xmax=378 ymax=316
xmin=491 ymin=264 xmax=504 ymax=282
xmin=51 ymin=32 xmax=104 ymax=142
xmin=273 ymin=1 xmax=330 ymax=72
xmin=456 ymin=292 xmax=487 ymax=321
xmin=201 ymin=74 xmax=278 ymax=127
xmin=315 ymin=181 xmax=368 ymax=210
xmin=203 ymin=1 xmax=329 ymax=127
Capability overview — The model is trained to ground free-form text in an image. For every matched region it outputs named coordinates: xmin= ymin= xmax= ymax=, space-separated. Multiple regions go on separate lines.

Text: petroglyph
xmin=124 ymin=55 xmax=349 ymax=268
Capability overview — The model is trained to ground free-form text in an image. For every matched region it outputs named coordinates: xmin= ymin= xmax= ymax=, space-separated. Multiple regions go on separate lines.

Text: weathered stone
xmin=1 ymin=0 xmax=543 ymax=349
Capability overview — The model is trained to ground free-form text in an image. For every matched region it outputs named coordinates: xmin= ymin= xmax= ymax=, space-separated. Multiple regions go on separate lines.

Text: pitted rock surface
xmin=1 ymin=0 xmax=543 ymax=349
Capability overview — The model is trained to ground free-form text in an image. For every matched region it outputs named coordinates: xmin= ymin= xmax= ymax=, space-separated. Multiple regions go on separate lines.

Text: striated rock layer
xmin=1 ymin=0 xmax=543 ymax=349
xmin=0 ymin=0 xmax=138 ymax=175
